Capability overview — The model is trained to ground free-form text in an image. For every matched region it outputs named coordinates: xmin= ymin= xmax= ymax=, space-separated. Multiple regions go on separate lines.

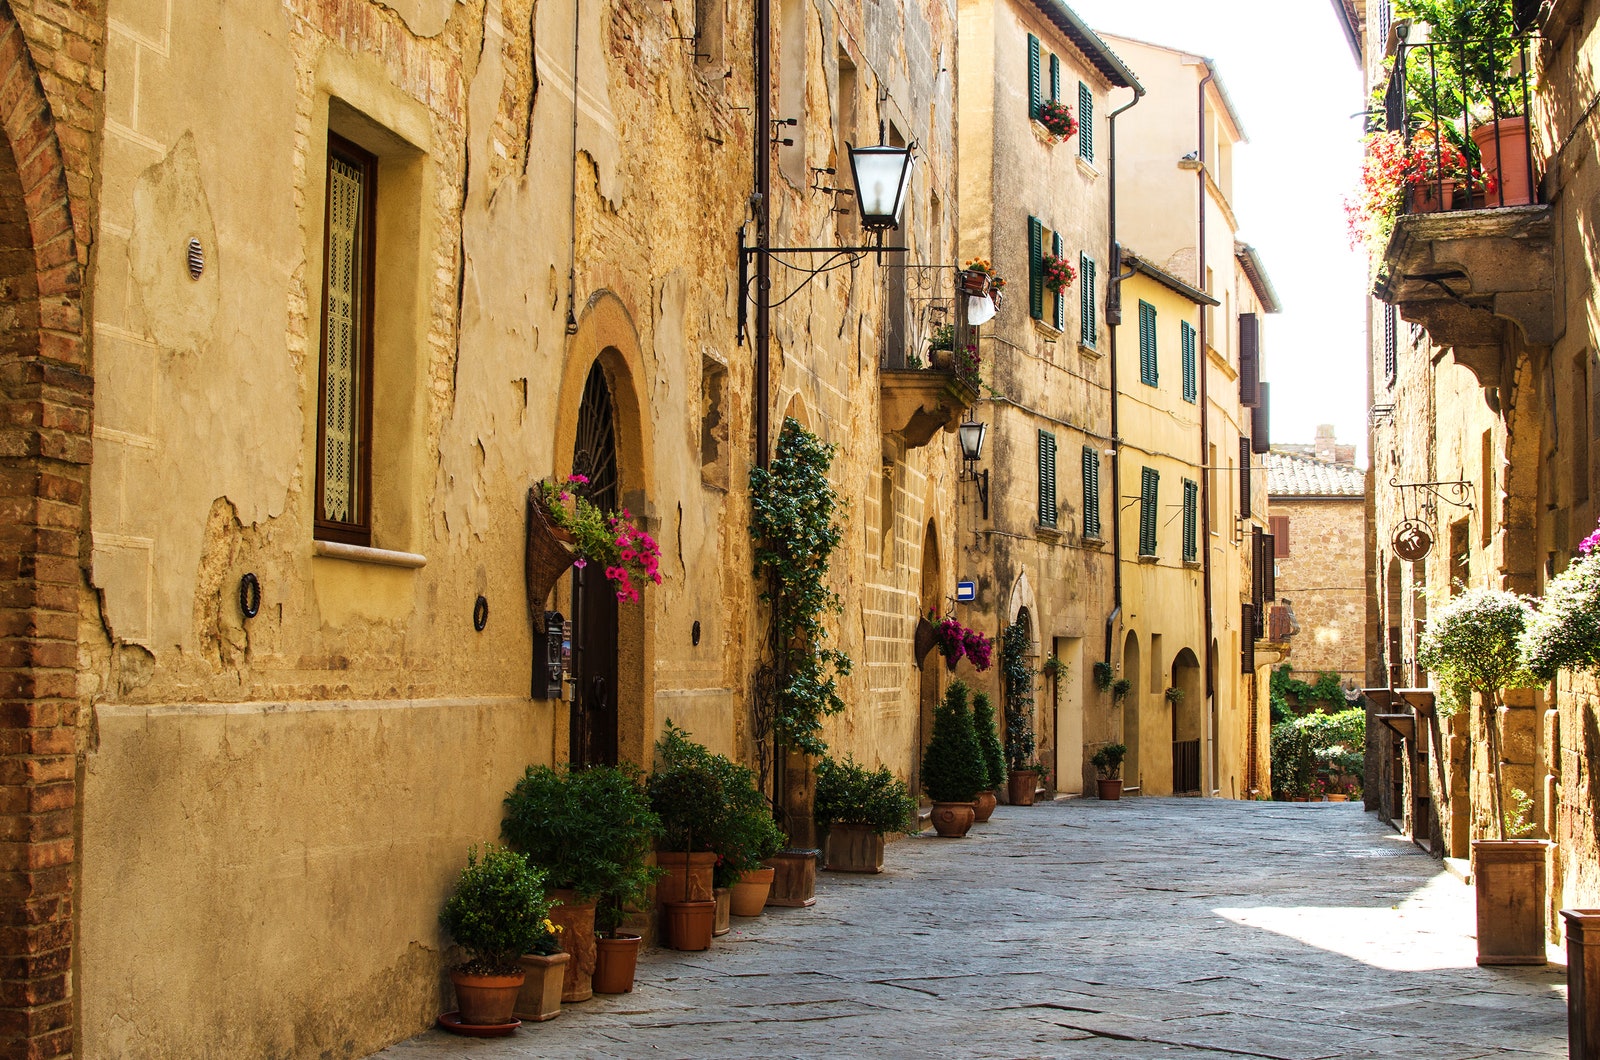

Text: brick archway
xmin=0 ymin=6 xmax=90 ymax=1059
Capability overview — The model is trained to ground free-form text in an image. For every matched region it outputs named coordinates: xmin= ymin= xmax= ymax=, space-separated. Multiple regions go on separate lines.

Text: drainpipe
xmin=1196 ymin=71 xmax=1219 ymax=795
xmin=753 ymin=0 xmax=772 ymax=470
xmin=1104 ymin=83 xmax=1145 ymax=670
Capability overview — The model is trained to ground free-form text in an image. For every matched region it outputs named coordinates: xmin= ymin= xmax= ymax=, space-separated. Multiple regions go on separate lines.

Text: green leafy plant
xmin=501 ymin=762 xmax=663 ymax=937
xmin=647 ymin=722 xmax=785 ymax=892
xmin=1394 ymin=0 xmax=1531 ymax=120
xmin=1506 ymin=787 xmax=1537 ymax=838
xmin=1271 ymin=666 xmax=1349 ymax=712
xmin=1000 ymin=617 xmax=1042 ymax=771
xmin=1110 ymin=677 xmax=1131 ymax=702
xmin=929 ymin=323 xmax=955 ymax=352
xmin=708 ymin=752 xmax=786 ymax=889
xmin=439 ymin=844 xmax=553 ymax=976
xmin=1270 ymin=707 xmax=1367 ymax=800
xmin=1417 ymin=588 xmax=1535 ymax=837
xmin=815 ymin=755 xmax=917 ymax=835
xmin=1090 ymin=742 xmax=1127 ymax=781
xmin=971 ymin=691 xmax=1007 ymax=790
xmin=750 ymin=419 xmax=853 ymax=758
xmin=536 ymin=476 xmax=663 ymax=603
xmin=1521 ymin=528 xmax=1600 ymax=681
xmin=921 ymin=680 xmax=989 ymax=803
xmin=1041 ymin=654 xmax=1067 ymax=680
xmin=1164 ymin=686 xmax=1184 ymax=706
xmin=1092 ymin=660 xmax=1114 ymax=693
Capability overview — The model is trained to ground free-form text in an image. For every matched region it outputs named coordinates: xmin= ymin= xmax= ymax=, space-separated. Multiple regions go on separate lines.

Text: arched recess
xmin=1208 ymin=638 xmax=1220 ymax=792
xmin=1004 ymin=571 xmax=1047 ymax=780
xmin=1122 ymin=630 xmax=1142 ymax=792
xmin=0 ymin=11 xmax=88 ymax=1060
xmin=553 ymin=291 xmax=655 ymax=770
xmin=914 ymin=518 xmax=941 ymax=796
xmin=780 ymin=391 xmax=811 ymax=434
xmin=1385 ymin=556 xmax=1403 ymax=687
xmin=1171 ymin=648 xmax=1203 ymax=794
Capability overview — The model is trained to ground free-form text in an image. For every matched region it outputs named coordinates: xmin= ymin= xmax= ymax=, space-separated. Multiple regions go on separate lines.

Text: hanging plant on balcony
xmin=1037 ymin=99 xmax=1079 ymax=142
xmin=536 ymin=476 xmax=663 ymax=602
xmin=952 ymin=343 xmax=982 ymax=390
xmin=928 ymin=610 xmax=993 ymax=672
xmin=1039 ymin=253 xmax=1077 ymax=294
xmin=961 ymin=258 xmax=1007 ymax=300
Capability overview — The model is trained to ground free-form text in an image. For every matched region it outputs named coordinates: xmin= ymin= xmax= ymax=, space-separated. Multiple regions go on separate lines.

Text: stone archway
xmin=1171 ymin=648 xmax=1203 ymax=794
xmin=1122 ymin=630 xmax=1142 ymax=791
xmin=0 ymin=10 xmax=90 ymax=1059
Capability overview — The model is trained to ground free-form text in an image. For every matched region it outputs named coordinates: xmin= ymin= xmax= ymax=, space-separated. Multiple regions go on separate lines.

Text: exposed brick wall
xmin=0 ymin=2 xmax=98 ymax=1057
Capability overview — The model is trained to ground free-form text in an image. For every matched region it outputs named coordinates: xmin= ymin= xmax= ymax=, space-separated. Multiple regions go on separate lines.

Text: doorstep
xmin=1443 ymin=856 xmax=1472 ymax=884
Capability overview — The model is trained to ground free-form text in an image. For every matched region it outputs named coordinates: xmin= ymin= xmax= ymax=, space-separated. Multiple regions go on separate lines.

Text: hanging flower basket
xmin=530 ymin=477 xmax=663 ymax=605
xmin=526 ymin=486 xmax=579 ymax=610
xmin=961 ymin=259 xmax=1006 ymax=299
xmin=1038 ymin=100 xmax=1078 ymax=142
xmin=928 ymin=611 xmax=993 ymax=672
xmin=1040 ymin=254 xmax=1077 ymax=294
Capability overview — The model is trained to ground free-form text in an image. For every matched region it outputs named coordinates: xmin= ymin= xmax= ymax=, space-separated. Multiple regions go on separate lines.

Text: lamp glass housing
xmin=847 ymin=143 xmax=914 ymax=230
xmin=958 ymin=420 xmax=987 ymax=462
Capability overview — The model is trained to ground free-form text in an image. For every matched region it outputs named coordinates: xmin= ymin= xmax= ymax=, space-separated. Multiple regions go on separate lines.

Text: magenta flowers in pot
xmin=929 ymin=611 xmax=993 ymax=671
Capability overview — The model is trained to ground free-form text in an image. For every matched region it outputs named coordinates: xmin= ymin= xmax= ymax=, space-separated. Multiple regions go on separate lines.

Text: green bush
xmin=501 ymin=763 xmax=662 ymax=907
xmin=647 ymin=721 xmax=785 ymax=890
xmin=971 ymin=692 xmax=1006 ymax=789
xmin=1270 ymin=708 xmax=1366 ymax=799
xmin=921 ymin=680 xmax=989 ymax=803
xmin=439 ymin=844 xmax=552 ymax=975
xmin=1521 ymin=551 xmax=1600 ymax=681
xmin=815 ymin=755 xmax=916 ymax=834
xmin=1090 ymin=742 xmax=1127 ymax=780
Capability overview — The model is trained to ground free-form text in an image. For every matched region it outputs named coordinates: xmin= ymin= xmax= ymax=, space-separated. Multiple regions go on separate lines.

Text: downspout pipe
xmin=753 ymin=0 xmax=772 ymax=469
xmin=1196 ymin=72 xmax=1218 ymax=790
xmin=1103 ymin=82 xmax=1145 ymax=668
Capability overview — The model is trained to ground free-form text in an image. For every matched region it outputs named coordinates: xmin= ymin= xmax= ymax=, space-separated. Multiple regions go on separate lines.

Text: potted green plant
xmin=647 ymin=722 xmax=726 ymax=951
xmin=502 ymin=762 xmax=662 ymax=1002
xmin=438 ymin=844 xmax=553 ymax=1031
xmin=1418 ymin=587 xmax=1544 ymax=965
xmin=1090 ymin=743 xmax=1127 ymax=801
xmin=1000 ymin=618 xmax=1044 ymax=805
xmin=815 ymin=755 xmax=916 ymax=871
xmin=920 ymin=680 xmax=989 ymax=837
xmin=1093 ymin=660 xmax=1115 ymax=693
xmin=1111 ymin=677 xmax=1131 ymax=703
xmin=704 ymin=749 xmax=785 ymax=935
xmin=1164 ymin=686 xmax=1184 ymax=706
xmin=1037 ymin=99 xmax=1079 ymax=142
xmin=971 ymin=691 xmax=1006 ymax=822
xmin=515 ymin=916 xmax=568 ymax=1022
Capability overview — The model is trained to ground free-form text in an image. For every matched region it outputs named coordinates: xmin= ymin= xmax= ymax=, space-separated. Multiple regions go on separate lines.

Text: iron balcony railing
xmin=1383 ymin=29 xmax=1538 ymax=216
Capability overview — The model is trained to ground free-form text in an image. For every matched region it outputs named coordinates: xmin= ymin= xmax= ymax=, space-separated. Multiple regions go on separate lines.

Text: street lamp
xmin=846 ymin=137 xmax=915 ymax=232
xmin=958 ymin=419 xmax=989 ymax=520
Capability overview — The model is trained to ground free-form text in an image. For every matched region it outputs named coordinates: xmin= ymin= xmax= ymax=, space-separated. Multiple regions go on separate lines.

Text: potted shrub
xmin=706 ymin=748 xmax=785 ymax=934
xmin=514 ymin=916 xmax=568 ymax=1022
xmin=1418 ymin=587 xmax=1544 ymax=965
xmin=1037 ymin=99 xmax=1079 ymax=142
xmin=1091 ymin=743 xmax=1127 ymax=801
xmin=438 ymin=844 xmax=552 ymax=1032
xmin=920 ymin=680 xmax=989 ymax=837
xmin=502 ymin=762 xmax=662 ymax=1002
xmin=591 ymin=857 xmax=658 ymax=994
xmin=1000 ymin=618 xmax=1044 ymax=805
xmin=971 ymin=691 xmax=1006 ymax=822
xmin=647 ymin=722 xmax=725 ymax=951
xmin=1164 ymin=686 xmax=1184 ymax=706
xmin=815 ymin=754 xmax=916 ymax=871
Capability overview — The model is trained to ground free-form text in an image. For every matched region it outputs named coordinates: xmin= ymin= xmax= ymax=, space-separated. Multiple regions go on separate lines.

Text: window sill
xmin=1076 ymin=155 xmax=1100 ymax=179
xmin=313 ymin=540 xmax=428 ymax=569
xmin=1082 ymin=535 xmax=1106 ymax=549
xmin=1031 ymin=319 xmax=1063 ymax=340
xmin=1183 ymin=559 xmax=1202 ymax=570
xmin=1137 ymin=553 xmax=1159 ymax=564
xmin=1036 ymin=523 xmax=1062 ymax=542
xmin=1078 ymin=341 xmax=1102 ymax=359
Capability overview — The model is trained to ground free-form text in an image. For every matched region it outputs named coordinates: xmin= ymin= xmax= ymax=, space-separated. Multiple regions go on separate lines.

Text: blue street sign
xmin=956 ymin=580 xmax=976 ymax=602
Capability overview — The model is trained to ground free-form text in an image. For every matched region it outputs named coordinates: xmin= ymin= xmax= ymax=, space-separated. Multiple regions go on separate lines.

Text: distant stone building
xmin=1265 ymin=435 xmax=1368 ymax=687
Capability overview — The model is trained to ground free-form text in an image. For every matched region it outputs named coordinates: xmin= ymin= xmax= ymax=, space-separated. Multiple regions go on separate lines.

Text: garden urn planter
xmin=1471 ymin=116 xmax=1532 ymax=207
xmin=763 ymin=849 xmax=820 ymax=907
xmin=1008 ymin=769 xmax=1040 ymax=806
xmin=514 ymin=952 xmax=569 ymax=1022
xmin=973 ymin=789 xmax=998 ymax=823
xmin=730 ymin=866 xmax=775 ymax=916
xmin=930 ymin=801 xmax=977 ymax=838
xmin=593 ymin=933 xmax=642 ymax=994
xmin=664 ymin=899 xmax=716 ymax=951
xmin=546 ymin=890 xmax=597 ymax=1002
xmin=450 ymin=969 xmax=525 ymax=1027
xmin=1472 ymin=839 xmax=1549 ymax=965
xmin=1563 ymin=908 xmax=1600 ymax=1060
xmin=824 ymin=823 xmax=885 ymax=873
xmin=1097 ymin=778 xmax=1123 ymax=801
xmin=713 ymin=887 xmax=731 ymax=936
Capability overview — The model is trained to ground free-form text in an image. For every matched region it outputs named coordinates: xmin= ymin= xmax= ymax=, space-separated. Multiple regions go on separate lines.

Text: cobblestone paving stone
xmin=375 ymin=798 xmax=1567 ymax=1060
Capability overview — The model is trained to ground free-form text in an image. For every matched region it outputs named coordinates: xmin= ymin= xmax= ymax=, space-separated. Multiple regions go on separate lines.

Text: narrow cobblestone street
xmin=377 ymin=798 xmax=1567 ymax=1059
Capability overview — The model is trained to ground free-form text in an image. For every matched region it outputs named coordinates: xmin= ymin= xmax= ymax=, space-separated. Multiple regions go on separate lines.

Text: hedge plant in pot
xmin=1091 ymin=743 xmax=1127 ymax=801
xmin=706 ymin=748 xmax=785 ymax=934
xmin=502 ymin=762 xmax=662 ymax=1002
xmin=815 ymin=754 xmax=916 ymax=872
xmin=1418 ymin=587 xmax=1544 ymax=965
xmin=647 ymin=722 xmax=725 ymax=950
xmin=971 ymin=692 xmax=1006 ymax=822
xmin=1001 ymin=617 xmax=1045 ymax=805
xmin=920 ymin=680 xmax=989 ymax=837
xmin=438 ymin=844 xmax=552 ymax=1033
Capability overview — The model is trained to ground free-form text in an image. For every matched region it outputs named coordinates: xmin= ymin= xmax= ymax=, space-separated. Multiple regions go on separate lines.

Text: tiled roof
xmin=1266 ymin=449 xmax=1365 ymax=498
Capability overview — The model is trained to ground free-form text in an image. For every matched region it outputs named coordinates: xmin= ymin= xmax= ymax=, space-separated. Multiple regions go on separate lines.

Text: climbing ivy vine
xmin=1000 ymin=616 xmax=1040 ymax=771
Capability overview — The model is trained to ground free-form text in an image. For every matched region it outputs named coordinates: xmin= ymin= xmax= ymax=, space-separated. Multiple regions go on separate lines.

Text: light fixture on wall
xmin=846 ymin=133 xmax=914 ymax=231
xmin=958 ymin=419 xmax=989 ymax=520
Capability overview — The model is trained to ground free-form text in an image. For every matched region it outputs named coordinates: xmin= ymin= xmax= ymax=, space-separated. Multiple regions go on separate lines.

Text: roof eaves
xmin=1023 ymin=0 xmax=1142 ymax=90
xmin=1124 ymin=251 xmax=1219 ymax=306
xmin=1235 ymin=243 xmax=1283 ymax=314
xmin=1328 ymin=0 xmax=1363 ymax=64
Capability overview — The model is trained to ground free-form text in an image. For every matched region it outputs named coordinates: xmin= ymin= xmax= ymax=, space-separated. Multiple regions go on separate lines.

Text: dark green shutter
xmin=1182 ymin=478 xmax=1198 ymax=562
xmin=1079 ymin=253 xmax=1096 ymax=346
xmin=1078 ymin=82 xmax=1094 ymax=161
xmin=1181 ymin=321 xmax=1198 ymax=403
xmin=1049 ymin=52 xmax=1060 ymax=103
xmin=1038 ymin=430 xmax=1057 ymax=527
xmin=1028 ymin=35 xmax=1042 ymax=120
xmin=1052 ymin=231 xmax=1065 ymax=330
xmin=1239 ymin=436 xmax=1252 ymax=519
xmin=1082 ymin=445 xmax=1101 ymax=538
xmin=1138 ymin=300 xmax=1158 ymax=386
xmin=1029 ymin=216 xmax=1044 ymax=320
xmin=1139 ymin=466 xmax=1159 ymax=555
xmin=1239 ymin=312 xmax=1260 ymax=406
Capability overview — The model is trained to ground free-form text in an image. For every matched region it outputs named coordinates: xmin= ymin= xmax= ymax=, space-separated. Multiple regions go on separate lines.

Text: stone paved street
xmin=376 ymin=799 xmax=1568 ymax=1060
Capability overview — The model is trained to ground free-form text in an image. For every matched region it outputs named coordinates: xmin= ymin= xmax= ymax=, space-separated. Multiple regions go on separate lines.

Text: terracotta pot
xmin=1096 ymin=778 xmax=1122 ymax=801
xmin=656 ymin=850 xmax=716 ymax=903
xmin=1562 ymin=909 xmax=1600 ymax=1060
xmin=713 ymin=887 xmax=731 ymax=936
xmin=824 ymin=823 xmax=886 ymax=873
xmin=960 ymin=269 xmax=990 ymax=296
xmin=593 ymin=933 xmax=642 ymax=994
xmin=450 ymin=969 xmax=525 ymax=1026
xmin=973 ymin=789 xmax=998 ymax=823
xmin=730 ymin=867 xmax=775 ymax=916
xmin=930 ymin=801 xmax=976 ymax=838
xmin=514 ymin=952 xmax=569 ymax=1022
xmin=1473 ymin=839 xmax=1549 ymax=965
xmin=664 ymin=899 xmax=716 ymax=951
xmin=1008 ymin=769 xmax=1039 ymax=806
xmin=1411 ymin=176 xmax=1456 ymax=214
xmin=1327 ymin=794 xmax=1349 ymax=802
xmin=1472 ymin=116 xmax=1532 ymax=207
xmin=763 ymin=849 xmax=819 ymax=907
xmin=547 ymin=890 xmax=596 ymax=1003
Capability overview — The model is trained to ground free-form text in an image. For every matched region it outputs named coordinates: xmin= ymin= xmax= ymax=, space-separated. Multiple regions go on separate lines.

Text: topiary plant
xmin=439 ymin=844 xmax=553 ymax=976
xmin=815 ymin=755 xmax=917 ymax=835
xmin=971 ymin=691 xmax=1006 ymax=790
xmin=1521 ymin=530 xmax=1600 ymax=682
xmin=921 ymin=680 xmax=989 ymax=803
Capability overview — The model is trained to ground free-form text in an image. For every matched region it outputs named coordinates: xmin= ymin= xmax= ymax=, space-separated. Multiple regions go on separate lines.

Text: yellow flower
xmin=543 ymin=918 xmax=562 ymax=935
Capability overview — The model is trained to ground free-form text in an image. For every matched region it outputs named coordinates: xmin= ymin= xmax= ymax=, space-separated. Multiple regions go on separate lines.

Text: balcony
xmin=880 ymin=364 xmax=980 ymax=449
xmin=879 ymin=281 xmax=987 ymax=449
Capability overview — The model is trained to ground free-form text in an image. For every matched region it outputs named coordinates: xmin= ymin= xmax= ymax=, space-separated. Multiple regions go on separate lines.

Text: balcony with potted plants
xmin=878 ymin=265 xmax=993 ymax=448
xmin=1355 ymin=5 xmax=1552 ymax=386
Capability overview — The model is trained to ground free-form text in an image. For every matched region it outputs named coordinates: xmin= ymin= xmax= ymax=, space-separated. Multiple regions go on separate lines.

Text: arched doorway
xmin=915 ymin=519 xmax=941 ymax=797
xmin=1171 ymin=648 xmax=1203 ymax=794
xmin=1122 ymin=630 xmax=1142 ymax=791
xmin=1386 ymin=556 xmax=1403 ymax=687
xmin=569 ymin=360 xmax=620 ymax=766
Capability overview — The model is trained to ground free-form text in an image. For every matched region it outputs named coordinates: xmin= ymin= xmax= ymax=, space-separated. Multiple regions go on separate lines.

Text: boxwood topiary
xmin=971 ymin=692 xmax=1006 ymax=790
xmin=921 ymin=680 xmax=989 ymax=803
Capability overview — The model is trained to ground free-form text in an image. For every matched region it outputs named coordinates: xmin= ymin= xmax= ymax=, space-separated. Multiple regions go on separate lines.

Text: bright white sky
xmin=1066 ymin=0 xmax=1371 ymax=466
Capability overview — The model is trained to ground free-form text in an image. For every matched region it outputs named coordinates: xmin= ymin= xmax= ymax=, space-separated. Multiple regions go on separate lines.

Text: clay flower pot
xmin=930 ymin=801 xmax=976 ymax=838
xmin=973 ymin=789 xmax=998 ymax=823
xmin=664 ymin=899 xmax=716 ymax=951
xmin=713 ymin=887 xmax=731 ymax=936
xmin=1471 ymin=116 xmax=1532 ymax=207
xmin=592 ymin=933 xmax=642 ymax=994
xmin=514 ymin=952 xmax=569 ymax=1022
xmin=1473 ymin=839 xmax=1549 ymax=966
xmin=546 ymin=890 xmax=597 ymax=1003
xmin=450 ymin=969 xmax=525 ymax=1027
xmin=1097 ymin=778 xmax=1123 ymax=801
xmin=824 ymin=823 xmax=885 ymax=873
xmin=730 ymin=866 xmax=775 ymax=916
xmin=762 ymin=849 xmax=819 ymax=908
xmin=1008 ymin=769 xmax=1039 ymax=806
xmin=656 ymin=851 xmax=716 ymax=902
